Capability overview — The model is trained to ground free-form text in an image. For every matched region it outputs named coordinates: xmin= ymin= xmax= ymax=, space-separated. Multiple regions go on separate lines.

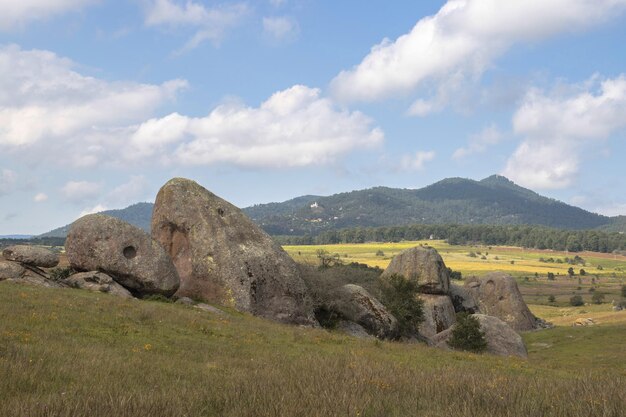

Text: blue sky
xmin=1 ymin=0 xmax=626 ymax=234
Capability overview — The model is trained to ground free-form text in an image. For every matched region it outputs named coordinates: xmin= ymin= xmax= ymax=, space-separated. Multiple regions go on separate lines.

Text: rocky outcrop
xmin=66 ymin=214 xmax=180 ymax=297
xmin=2 ymin=245 xmax=59 ymax=268
xmin=449 ymin=283 xmax=478 ymax=313
xmin=381 ymin=246 xmax=449 ymax=294
xmin=464 ymin=272 xmax=537 ymax=331
xmin=151 ymin=177 xmax=315 ymax=325
xmin=0 ymin=260 xmax=26 ymax=280
xmin=336 ymin=320 xmax=374 ymax=339
xmin=64 ymin=271 xmax=133 ymax=298
xmin=433 ymin=314 xmax=528 ymax=358
xmin=419 ymin=294 xmax=456 ymax=338
xmin=332 ymin=284 xmax=398 ymax=339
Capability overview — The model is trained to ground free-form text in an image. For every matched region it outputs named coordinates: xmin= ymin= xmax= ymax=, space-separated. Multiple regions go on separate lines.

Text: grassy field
xmin=1 ymin=281 xmax=625 ymax=417
xmin=284 ymin=240 xmax=626 ymax=305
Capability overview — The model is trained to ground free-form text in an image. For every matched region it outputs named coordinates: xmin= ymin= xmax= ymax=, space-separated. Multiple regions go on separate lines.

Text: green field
xmin=284 ymin=240 xmax=626 ymax=305
xmin=1 ymin=281 xmax=625 ymax=417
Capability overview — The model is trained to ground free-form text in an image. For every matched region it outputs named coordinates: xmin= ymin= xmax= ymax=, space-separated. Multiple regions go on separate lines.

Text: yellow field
xmin=284 ymin=240 xmax=626 ymax=278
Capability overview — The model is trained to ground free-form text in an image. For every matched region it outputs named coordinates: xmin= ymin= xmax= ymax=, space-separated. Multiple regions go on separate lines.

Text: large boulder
xmin=151 ymin=177 xmax=316 ymax=325
xmin=433 ymin=314 xmax=528 ymax=358
xmin=464 ymin=272 xmax=537 ymax=331
xmin=65 ymin=271 xmax=133 ymax=298
xmin=66 ymin=214 xmax=179 ymax=297
xmin=419 ymin=294 xmax=456 ymax=338
xmin=449 ymin=283 xmax=478 ymax=313
xmin=332 ymin=284 xmax=398 ymax=339
xmin=381 ymin=246 xmax=449 ymax=294
xmin=0 ymin=260 xmax=26 ymax=280
xmin=2 ymin=245 xmax=59 ymax=268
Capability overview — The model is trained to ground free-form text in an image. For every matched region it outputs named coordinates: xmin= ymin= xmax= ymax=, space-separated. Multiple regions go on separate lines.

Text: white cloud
xmin=33 ymin=193 xmax=48 ymax=203
xmin=107 ymin=175 xmax=149 ymax=206
xmin=129 ymin=85 xmax=384 ymax=168
xmin=331 ymin=0 xmax=626 ymax=107
xmin=0 ymin=169 xmax=18 ymax=196
xmin=0 ymin=0 xmax=97 ymax=31
xmin=503 ymin=74 xmax=626 ymax=189
xmin=61 ymin=181 xmax=103 ymax=204
xmin=144 ymin=0 xmax=250 ymax=51
xmin=399 ymin=151 xmax=436 ymax=171
xmin=269 ymin=0 xmax=287 ymax=6
xmin=453 ymin=124 xmax=503 ymax=159
xmin=263 ymin=16 xmax=299 ymax=42
xmin=79 ymin=204 xmax=108 ymax=217
xmin=0 ymin=45 xmax=187 ymax=166
xmin=595 ymin=203 xmax=626 ymax=217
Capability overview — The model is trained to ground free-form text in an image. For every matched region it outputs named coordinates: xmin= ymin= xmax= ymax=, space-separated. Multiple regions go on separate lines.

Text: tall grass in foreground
xmin=1 ymin=282 xmax=624 ymax=417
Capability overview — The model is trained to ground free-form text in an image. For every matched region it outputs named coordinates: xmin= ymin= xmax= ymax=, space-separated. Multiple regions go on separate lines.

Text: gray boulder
xmin=433 ymin=314 xmax=528 ymax=358
xmin=65 ymin=271 xmax=133 ymax=298
xmin=336 ymin=320 xmax=374 ymax=339
xmin=2 ymin=245 xmax=59 ymax=268
xmin=464 ymin=272 xmax=537 ymax=331
xmin=419 ymin=294 xmax=456 ymax=338
xmin=151 ymin=177 xmax=316 ymax=325
xmin=0 ymin=260 xmax=26 ymax=280
xmin=66 ymin=214 xmax=180 ymax=297
xmin=332 ymin=284 xmax=398 ymax=339
xmin=381 ymin=246 xmax=449 ymax=294
xmin=449 ymin=283 xmax=478 ymax=313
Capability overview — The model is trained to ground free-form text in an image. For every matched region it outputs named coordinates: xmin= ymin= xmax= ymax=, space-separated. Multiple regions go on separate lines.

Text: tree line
xmin=274 ymin=224 xmax=626 ymax=253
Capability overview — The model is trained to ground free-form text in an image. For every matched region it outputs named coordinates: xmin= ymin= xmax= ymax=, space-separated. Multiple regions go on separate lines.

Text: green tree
xmin=547 ymin=272 xmax=555 ymax=281
xmin=569 ymin=295 xmax=584 ymax=306
xmin=568 ymin=267 xmax=575 ymax=277
xmin=447 ymin=313 xmax=487 ymax=353
xmin=591 ymin=293 xmax=605 ymax=304
xmin=622 ymin=285 xmax=626 ymax=298
xmin=548 ymin=295 xmax=556 ymax=303
xmin=579 ymin=269 xmax=586 ymax=276
xmin=379 ymin=274 xmax=423 ymax=337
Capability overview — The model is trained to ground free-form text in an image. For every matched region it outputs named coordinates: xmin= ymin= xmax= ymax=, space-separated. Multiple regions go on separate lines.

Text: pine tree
xmin=447 ymin=313 xmax=487 ymax=353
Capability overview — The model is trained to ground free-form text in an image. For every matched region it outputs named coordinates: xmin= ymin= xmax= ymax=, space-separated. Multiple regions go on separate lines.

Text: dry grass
xmin=1 ymin=281 xmax=625 ymax=417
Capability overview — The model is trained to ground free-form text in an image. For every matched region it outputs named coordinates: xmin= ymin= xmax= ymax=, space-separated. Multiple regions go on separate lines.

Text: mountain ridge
xmin=38 ymin=176 xmax=624 ymax=238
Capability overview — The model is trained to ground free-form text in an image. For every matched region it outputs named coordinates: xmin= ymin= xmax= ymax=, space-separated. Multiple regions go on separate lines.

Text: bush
xmin=447 ymin=313 xmax=487 ymax=353
xmin=591 ymin=293 xmax=605 ymax=305
xmin=49 ymin=267 xmax=75 ymax=282
xmin=548 ymin=295 xmax=556 ymax=303
xmin=547 ymin=272 xmax=555 ymax=281
xmin=316 ymin=249 xmax=343 ymax=268
xmin=375 ymin=250 xmax=385 ymax=257
xmin=579 ymin=269 xmax=586 ymax=276
xmin=569 ymin=295 xmax=584 ymax=306
xmin=379 ymin=274 xmax=423 ymax=337
xmin=622 ymin=285 xmax=626 ymax=298
xmin=447 ymin=267 xmax=462 ymax=280
xmin=467 ymin=252 xmax=477 ymax=258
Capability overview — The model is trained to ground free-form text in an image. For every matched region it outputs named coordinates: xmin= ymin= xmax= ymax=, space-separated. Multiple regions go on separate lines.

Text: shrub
xmin=375 ymin=250 xmax=385 ymax=257
xmin=579 ymin=269 xmax=586 ymax=276
xmin=591 ymin=293 xmax=605 ymax=305
xmin=548 ymin=295 xmax=556 ymax=303
xmin=447 ymin=313 xmax=487 ymax=353
xmin=568 ymin=267 xmax=575 ymax=277
xmin=49 ymin=267 xmax=75 ymax=282
xmin=622 ymin=285 xmax=626 ymax=298
xmin=547 ymin=272 xmax=555 ymax=281
xmin=447 ymin=268 xmax=462 ymax=280
xmin=467 ymin=252 xmax=477 ymax=258
xmin=316 ymin=249 xmax=343 ymax=268
xmin=569 ymin=295 xmax=584 ymax=306
xmin=379 ymin=274 xmax=423 ymax=337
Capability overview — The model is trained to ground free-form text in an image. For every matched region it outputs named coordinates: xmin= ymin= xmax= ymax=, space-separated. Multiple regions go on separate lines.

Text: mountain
xmin=39 ymin=203 xmax=153 ymax=238
xmin=39 ymin=176 xmax=620 ymax=238
xmin=0 ymin=234 xmax=33 ymax=239
xmin=600 ymin=216 xmax=626 ymax=233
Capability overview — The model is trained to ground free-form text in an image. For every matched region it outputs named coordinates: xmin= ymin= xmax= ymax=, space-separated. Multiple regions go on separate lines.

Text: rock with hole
xmin=381 ymin=246 xmax=450 ymax=294
xmin=66 ymin=214 xmax=179 ymax=297
xmin=2 ymin=245 xmax=59 ymax=268
xmin=464 ymin=272 xmax=538 ymax=331
xmin=151 ymin=177 xmax=316 ymax=325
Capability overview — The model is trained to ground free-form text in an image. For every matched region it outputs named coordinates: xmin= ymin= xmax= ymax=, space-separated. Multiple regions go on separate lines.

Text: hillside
xmin=39 ymin=176 xmax=618 ymax=238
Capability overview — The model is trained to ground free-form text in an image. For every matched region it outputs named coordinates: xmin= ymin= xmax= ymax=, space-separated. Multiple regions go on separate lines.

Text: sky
xmin=1 ymin=0 xmax=626 ymax=235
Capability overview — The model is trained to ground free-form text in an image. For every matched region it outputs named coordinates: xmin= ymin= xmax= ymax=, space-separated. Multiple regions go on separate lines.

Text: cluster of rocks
xmin=0 ymin=245 xmax=65 ymax=288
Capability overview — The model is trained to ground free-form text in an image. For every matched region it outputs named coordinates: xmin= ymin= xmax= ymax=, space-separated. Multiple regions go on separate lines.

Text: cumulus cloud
xmin=144 ymin=0 xmax=250 ymax=51
xmin=503 ymin=74 xmax=626 ymax=189
xmin=129 ymin=85 xmax=384 ymax=168
xmin=0 ymin=0 xmax=97 ymax=30
xmin=0 ymin=45 xmax=187 ymax=165
xmin=61 ymin=181 xmax=103 ymax=204
xmin=399 ymin=151 xmax=436 ymax=171
xmin=79 ymin=204 xmax=108 ymax=217
xmin=0 ymin=169 xmax=18 ymax=196
xmin=331 ymin=0 xmax=626 ymax=108
xmin=107 ymin=175 xmax=150 ymax=206
xmin=33 ymin=193 xmax=48 ymax=203
xmin=263 ymin=16 xmax=299 ymax=42
xmin=453 ymin=124 xmax=503 ymax=159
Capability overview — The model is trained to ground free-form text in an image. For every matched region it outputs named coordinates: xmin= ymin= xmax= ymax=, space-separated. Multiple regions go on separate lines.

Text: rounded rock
xmin=66 ymin=214 xmax=180 ymax=297
xmin=381 ymin=246 xmax=450 ymax=294
xmin=2 ymin=245 xmax=59 ymax=268
xmin=419 ymin=294 xmax=456 ymax=338
xmin=333 ymin=284 xmax=398 ymax=339
xmin=0 ymin=260 xmax=26 ymax=280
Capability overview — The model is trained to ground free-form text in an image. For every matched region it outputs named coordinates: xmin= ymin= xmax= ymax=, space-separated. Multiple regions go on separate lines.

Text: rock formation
xmin=151 ymin=177 xmax=316 ymax=325
xmin=66 ymin=214 xmax=179 ymax=297
xmin=418 ymin=294 xmax=457 ymax=338
xmin=449 ymin=282 xmax=478 ymax=313
xmin=2 ymin=245 xmax=59 ymax=268
xmin=65 ymin=271 xmax=133 ymax=298
xmin=464 ymin=272 xmax=538 ymax=331
xmin=381 ymin=246 xmax=449 ymax=294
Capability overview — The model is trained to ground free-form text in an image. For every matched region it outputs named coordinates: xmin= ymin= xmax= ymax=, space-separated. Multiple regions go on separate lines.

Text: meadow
xmin=1 ymin=281 xmax=625 ymax=417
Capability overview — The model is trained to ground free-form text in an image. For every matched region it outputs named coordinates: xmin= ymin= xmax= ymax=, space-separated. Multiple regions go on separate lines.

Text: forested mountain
xmin=246 ymin=175 xmax=611 ymax=235
xmin=38 ymin=176 xmax=620 ymax=238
